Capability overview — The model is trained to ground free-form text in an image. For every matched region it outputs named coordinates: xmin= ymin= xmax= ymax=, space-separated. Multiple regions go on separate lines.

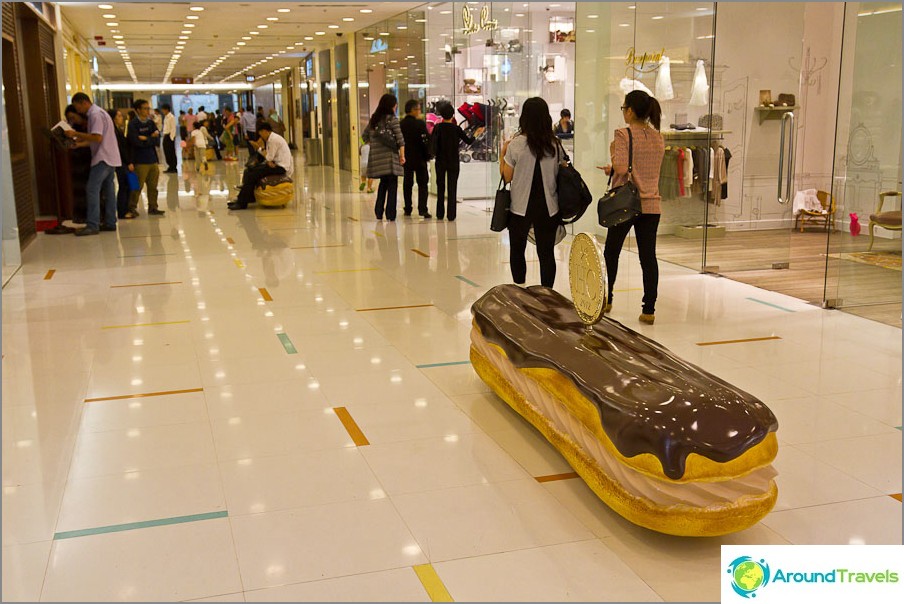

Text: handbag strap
xmin=626 ymin=127 xmax=634 ymax=176
xmin=498 ymin=175 xmax=509 ymax=190
xmin=556 ymin=139 xmax=570 ymax=164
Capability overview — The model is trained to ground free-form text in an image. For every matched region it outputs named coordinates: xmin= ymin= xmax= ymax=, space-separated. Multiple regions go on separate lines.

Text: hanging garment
xmin=658 ymin=149 xmax=681 ymax=200
xmin=712 ymin=146 xmax=727 ymax=207
xmin=689 ymin=59 xmax=710 ymax=106
xmin=721 ymin=148 xmax=733 ymax=200
xmin=677 ymin=148 xmax=686 ymax=197
xmin=655 ymin=56 xmax=675 ymax=100
xmin=684 ymin=148 xmax=695 ymax=198
xmin=619 ymin=77 xmax=654 ymax=97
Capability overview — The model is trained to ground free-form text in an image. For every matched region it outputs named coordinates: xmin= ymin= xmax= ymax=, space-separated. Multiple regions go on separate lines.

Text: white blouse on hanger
xmin=689 ymin=59 xmax=710 ymax=106
xmin=655 ymin=56 xmax=675 ymax=101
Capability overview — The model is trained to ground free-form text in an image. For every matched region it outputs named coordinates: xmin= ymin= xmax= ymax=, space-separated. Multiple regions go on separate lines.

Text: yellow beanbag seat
xmin=255 ymin=174 xmax=294 ymax=207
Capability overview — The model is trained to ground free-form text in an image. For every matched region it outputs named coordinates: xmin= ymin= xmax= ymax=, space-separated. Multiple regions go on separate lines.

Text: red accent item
xmin=35 ymin=219 xmax=59 ymax=232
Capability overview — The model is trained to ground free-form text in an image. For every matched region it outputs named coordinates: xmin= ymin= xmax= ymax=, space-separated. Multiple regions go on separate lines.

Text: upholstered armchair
xmin=867 ymin=191 xmax=902 ymax=251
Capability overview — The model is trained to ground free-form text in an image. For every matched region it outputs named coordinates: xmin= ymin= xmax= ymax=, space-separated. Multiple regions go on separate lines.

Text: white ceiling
xmin=60 ymin=2 xmax=423 ymax=84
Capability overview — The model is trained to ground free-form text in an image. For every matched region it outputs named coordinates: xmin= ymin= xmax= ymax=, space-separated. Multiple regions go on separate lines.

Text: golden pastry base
xmin=470 ymin=345 xmax=778 ymax=537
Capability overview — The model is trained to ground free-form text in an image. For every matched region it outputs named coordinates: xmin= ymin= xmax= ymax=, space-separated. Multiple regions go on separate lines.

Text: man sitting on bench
xmin=228 ymin=122 xmax=293 ymax=210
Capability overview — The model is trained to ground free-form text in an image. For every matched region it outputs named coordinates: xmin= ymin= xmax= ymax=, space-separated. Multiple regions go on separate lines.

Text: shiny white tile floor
xmin=2 ymin=153 xmax=901 ymax=601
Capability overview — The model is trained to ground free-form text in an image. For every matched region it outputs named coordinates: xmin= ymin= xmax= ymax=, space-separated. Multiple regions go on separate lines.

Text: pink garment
xmin=850 ymin=213 xmax=861 ymax=237
xmin=184 ymin=113 xmax=198 ymax=132
xmin=610 ymin=126 xmax=666 ymax=214
xmin=677 ymin=148 xmax=686 ymax=197
xmin=425 ymin=113 xmax=442 ymax=135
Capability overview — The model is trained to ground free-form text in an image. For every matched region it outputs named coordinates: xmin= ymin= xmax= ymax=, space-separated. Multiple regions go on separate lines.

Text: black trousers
xmin=115 ymin=166 xmax=131 ymax=218
xmin=403 ymin=164 xmax=429 ymax=215
xmin=435 ymin=163 xmax=459 ymax=220
xmin=603 ymin=213 xmax=661 ymax=314
xmin=374 ymin=175 xmax=398 ymax=220
xmin=236 ymin=163 xmax=287 ymax=207
xmin=508 ymin=195 xmax=560 ymax=288
xmin=163 ymin=134 xmax=177 ymax=171
xmin=245 ymin=131 xmax=259 ymax=154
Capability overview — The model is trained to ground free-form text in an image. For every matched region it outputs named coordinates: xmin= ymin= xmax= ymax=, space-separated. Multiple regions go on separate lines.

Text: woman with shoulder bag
xmin=501 ymin=97 xmax=561 ymax=288
xmin=363 ymin=94 xmax=406 ymax=221
xmin=599 ymin=90 xmax=665 ymax=324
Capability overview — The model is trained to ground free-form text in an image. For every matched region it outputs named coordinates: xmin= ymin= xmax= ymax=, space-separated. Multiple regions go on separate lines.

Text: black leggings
xmin=375 ymin=175 xmax=398 ymax=220
xmin=603 ymin=213 xmax=661 ymax=314
xmin=508 ymin=198 xmax=560 ymax=288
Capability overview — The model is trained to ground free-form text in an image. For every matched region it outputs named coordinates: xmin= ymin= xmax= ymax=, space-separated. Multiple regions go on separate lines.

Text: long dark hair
xmin=369 ymin=94 xmax=398 ymax=129
xmin=518 ymin=97 xmax=556 ymax=159
xmin=623 ymin=90 xmax=662 ymax=131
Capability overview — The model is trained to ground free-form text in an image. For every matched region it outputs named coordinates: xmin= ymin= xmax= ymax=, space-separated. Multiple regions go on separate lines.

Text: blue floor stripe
xmin=277 ymin=333 xmax=298 ymax=354
xmin=53 ymin=510 xmax=228 ymax=540
xmin=416 ymin=360 xmax=472 ymax=369
xmin=746 ymin=297 xmax=796 ymax=313
xmin=455 ymin=275 xmax=481 ymax=287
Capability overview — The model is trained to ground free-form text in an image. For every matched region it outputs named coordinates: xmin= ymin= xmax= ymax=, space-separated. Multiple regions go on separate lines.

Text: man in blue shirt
xmin=65 ymin=92 xmax=121 ymax=235
xmin=126 ymin=99 xmax=165 ymax=218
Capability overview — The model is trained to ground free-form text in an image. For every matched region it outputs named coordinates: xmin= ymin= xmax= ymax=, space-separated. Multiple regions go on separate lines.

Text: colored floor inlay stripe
xmin=277 ymin=332 xmax=298 ymax=354
xmin=85 ymin=387 xmax=204 ymax=403
xmin=118 ymin=253 xmax=177 ymax=258
xmin=356 ymin=304 xmax=434 ymax=312
xmin=348 ymin=216 xmax=359 ymax=222
xmin=259 ymin=287 xmax=273 ymax=301
xmin=411 ymin=248 xmax=430 ymax=258
xmin=290 ymin=244 xmax=347 ymax=249
xmin=53 ymin=511 xmax=227 ymax=540
xmin=746 ymin=297 xmax=796 ymax=313
xmin=891 ymin=493 xmax=902 ymax=502
xmin=455 ymin=275 xmax=480 ymax=287
xmin=226 ymin=237 xmax=235 ymax=244
xmin=413 ymin=564 xmax=454 ymax=602
xmin=696 ymin=335 xmax=782 ymax=347
xmin=102 ymin=320 xmax=191 ymax=330
xmin=535 ymin=472 xmax=580 ymax=483
xmin=416 ymin=360 xmax=471 ymax=369
xmin=43 ymin=269 xmax=55 ymax=280
xmin=234 ymin=259 xmax=245 ymax=268
xmin=333 ymin=407 xmax=369 ymax=446
xmin=371 ymin=230 xmax=385 ymax=238
xmin=313 ymin=268 xmax=378 ymax=274
xmin=110 ymin=281 xmax=182 ymax=289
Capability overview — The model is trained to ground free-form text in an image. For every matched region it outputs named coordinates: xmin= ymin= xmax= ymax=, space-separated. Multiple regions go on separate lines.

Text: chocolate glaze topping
xmin=472 ymin=285 xmax=778 ymax=480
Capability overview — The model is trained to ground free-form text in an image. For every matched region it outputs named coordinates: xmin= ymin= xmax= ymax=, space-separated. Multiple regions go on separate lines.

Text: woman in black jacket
xmin=108 ymin=109 xmax=134 ymax=219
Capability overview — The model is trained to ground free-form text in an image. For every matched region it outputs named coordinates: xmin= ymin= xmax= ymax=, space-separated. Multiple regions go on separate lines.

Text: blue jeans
xmin=86 ymin=161 xmax=117 ymax=230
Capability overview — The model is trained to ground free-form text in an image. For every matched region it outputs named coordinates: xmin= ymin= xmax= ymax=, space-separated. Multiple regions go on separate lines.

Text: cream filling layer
xmin=472 ymin=329 xmax=777 ymax=509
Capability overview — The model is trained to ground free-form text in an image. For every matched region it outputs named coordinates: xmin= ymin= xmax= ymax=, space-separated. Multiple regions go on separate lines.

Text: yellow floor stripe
xmin=234 ymin=259 xmax=245 ymax=268
xmin=259 ymin=287 xmax=273 ymax=301
xmin=333 ymin=407 xmax=369 ymax=446
xmin=85 ymin=387 xmax=204 ymax=403
xmin=411 ymin=248 xmax=430 ymax=258
xmin=535 ymin=472 xmax=580 ymax=483
xmin=891 ymin=493 xmax=902 ymax=502
xmin=110 ymin=281 xmax=182 ymax=289
xmin=314 ymin=268 xmax=378 ymax=274
xmin=371 ymin=230 xmax=385 ymax=238
xmin=696 ymin=336 xmax=782 ymax=347
xmin=356 ymin=304 xmax=433 ymax=312
xmin=348 ymin=216 xmax=359 ymax=222
xmin=102 ymin=320 xmax=190 ymax=330
xmin=43 ymin=269 xmax=55 ymax=280
xmin=413 ymin=564 xmax=454 ymax=602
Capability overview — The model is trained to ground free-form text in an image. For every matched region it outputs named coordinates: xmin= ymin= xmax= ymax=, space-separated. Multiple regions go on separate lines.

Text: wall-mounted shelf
xmin=662 ymin=129 xmax=732 ymax=139
xmin=755 ymin=105 xmax=798 ymax=124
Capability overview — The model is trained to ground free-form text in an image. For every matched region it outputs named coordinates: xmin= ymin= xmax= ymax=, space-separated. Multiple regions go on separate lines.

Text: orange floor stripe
xmin=696 ymin=336 xmax=782 ymax=347
xmin=43 ymin=270 xmax=55 ymax=280
xmin=535 ymin=472 xmax=580 ymax=483
xmin=411 ymin=248 xmax=430 ymax=258
xmin=333 ymin=407 xmax=369 ymax=446
xmin=259 ymin=287 xmax=273 ymax=301
xmin=356 ymin=304 xmax=434 ymax=312
xmin=102 ymin=320 xmax=190 ymax=330
xmin=226 ymin=237 xmax=235 ymax=244
xmin=348 ymin=216 xmax=359 ymax=222
xmin=85 ymin=387 xmax=204 ymax=403
xmin=891 ymin=493 xmax=902 ymax=502
xmin=110 ymin=281 xmax=182 ymax=288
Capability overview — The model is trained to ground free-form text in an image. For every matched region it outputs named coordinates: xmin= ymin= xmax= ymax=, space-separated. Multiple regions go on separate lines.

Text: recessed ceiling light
xmin=343 ymin=17 xmax=354 ymax=22
xmin=227 ymin=50 xmax=235 ymax=54
xmin=109 ymin=29 xmax=119 ymax=33
xmin=242 ymin=36 xmax=251 ymax=40
xmin=102 ymin=14 xmax=116 ymax=19
xmin=237 ymin=41 xmax=246 ymax=46
xmin=277 ymin=8 xmax=290 ymax=13
xmin=619 ymin=23 xmax=630 ymax=27
xmin=515 ymin=13 xmax=525 ymax=17
xmin=98 ymin=4 xmax=113 ymax=9
xmin=328 ymin=24 xmax=339 ymax=29
xmin=267 ymin=17 xmax=278 ymax=21
xmin=397 ymin=25 xmax=407 ymax=30
xmin=360 ymin=9 xmax=373 ymax=13
xmin=440 ymin=10 xmax=451 ymax=14
xmin=106 ymin=21 xmax=118 ymax=26
xmin=588 ymin=14 xmax=599 ymax=19
xmin=112 ymin=34 xmax=124 ymax=39
xmin=379 ymin=31 xmax=389 ymax=35
xmin=696 ymin=6 xmax=708 ymax=9
xmin=304 ymin=36 xmax=313 ymax=40
xmin=186 ymin=15 xmax=199 ymax=20
xmin=652 ymin=15 xmax=664 ymax=20
xmin=190 ymin=6 xmax=204 ymax=11
xmin=250 ymin=31 xmax=259 ymax=35
xmin=178 ymin=35 xmax=189 ymax=40
xmin=257 ymin=24 xmax=268 ymax=29
xmin=315 ymin=31 xmax=325 ymax=35
xmin=586 ymin=29 xmax=595 ymax=33
xmin=628 ymin=5 xmax=636 ymax=9
xmin=184 ymin=23 xmax=195 ymax=27
xmin=286 ymin=45 xmax=293 ymax=49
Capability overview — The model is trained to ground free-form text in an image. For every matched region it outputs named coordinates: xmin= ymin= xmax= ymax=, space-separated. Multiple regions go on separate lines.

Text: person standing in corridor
xmin=126 ymin=99 xmax=165 ymax=218
xmin=400 ymin=99 xmax=431 ymax=218
xmin=364 ymin=94 xmax=405 ymax=221
xmin=160 ymin=103 xmax=178 ymax=173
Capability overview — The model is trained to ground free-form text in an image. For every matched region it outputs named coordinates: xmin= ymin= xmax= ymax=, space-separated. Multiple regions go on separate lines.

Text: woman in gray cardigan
xmin=363 ymin=94 xmax=406 ymax=221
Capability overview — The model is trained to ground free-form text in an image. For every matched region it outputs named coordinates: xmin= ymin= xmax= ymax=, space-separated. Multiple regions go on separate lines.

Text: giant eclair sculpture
xmin=470 ymin=234 xmax=778 ymax=536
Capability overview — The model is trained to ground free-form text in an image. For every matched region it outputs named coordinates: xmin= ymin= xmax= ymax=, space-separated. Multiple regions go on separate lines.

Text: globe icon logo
xmin=727 ymin=556 xmax=771 ymax=598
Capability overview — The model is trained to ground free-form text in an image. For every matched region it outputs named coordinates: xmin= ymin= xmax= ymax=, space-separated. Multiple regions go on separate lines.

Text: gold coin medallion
xmin=568 ymin=233 xmax=607 ymax=325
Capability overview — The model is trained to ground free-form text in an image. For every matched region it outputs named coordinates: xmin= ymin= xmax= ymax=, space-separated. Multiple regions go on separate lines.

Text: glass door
xmin=825 ymin=2 xmax=902 ymax=327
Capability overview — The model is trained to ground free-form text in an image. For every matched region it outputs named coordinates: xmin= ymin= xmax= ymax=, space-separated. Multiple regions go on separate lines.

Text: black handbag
xmin=597 ymin=128 xmax=642 ymax=228
xmin=372 ymin=117 xmax=399 ymax=151
xmin=490 ymin=177 xmax=511 ymax=232
xmin=555 ymin=142 xmax=592 ymax=224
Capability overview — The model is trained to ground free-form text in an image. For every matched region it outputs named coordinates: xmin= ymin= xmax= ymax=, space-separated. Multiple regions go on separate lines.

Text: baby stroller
xmin=457 ymin=102 xmax=498 ymax=163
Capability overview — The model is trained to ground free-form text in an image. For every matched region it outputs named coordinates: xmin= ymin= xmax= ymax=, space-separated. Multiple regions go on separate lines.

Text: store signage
xmin=462 ymin=4 xmax=498 ymax=35
xmin=171 ymin=77 xmax=194 ymax=85
xmin=626 ymin=47 xmax=665 ymax=73
xmin=370 ymin=38 xmax=389 ymax=54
